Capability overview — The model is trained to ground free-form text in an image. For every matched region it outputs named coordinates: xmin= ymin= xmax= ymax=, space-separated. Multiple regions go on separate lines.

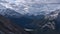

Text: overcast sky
xmin=1 ymin=0 xmax=60 ymax=15
xmin=5 ymin=0 xmax=60 ymax=3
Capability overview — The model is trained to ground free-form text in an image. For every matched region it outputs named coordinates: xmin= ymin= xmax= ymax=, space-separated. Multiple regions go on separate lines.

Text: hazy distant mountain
xmin=0 ymin=8 xmax=23 ymax=18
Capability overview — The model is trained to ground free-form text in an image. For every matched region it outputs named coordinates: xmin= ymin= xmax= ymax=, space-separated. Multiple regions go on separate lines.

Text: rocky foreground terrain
xmin=0 ymin=15 xmax=29 ymax=34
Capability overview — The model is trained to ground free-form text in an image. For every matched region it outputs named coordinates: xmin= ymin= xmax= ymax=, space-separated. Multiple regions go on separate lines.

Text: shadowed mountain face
xmin=55 ymin=12 xmax=60 ymax=31
xmin=0 ymin=15 xmax=29 ymax=34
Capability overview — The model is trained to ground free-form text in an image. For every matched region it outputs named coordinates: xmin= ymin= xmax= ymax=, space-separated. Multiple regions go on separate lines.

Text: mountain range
xmin=0 ymin=0 xmax=60 ymax=34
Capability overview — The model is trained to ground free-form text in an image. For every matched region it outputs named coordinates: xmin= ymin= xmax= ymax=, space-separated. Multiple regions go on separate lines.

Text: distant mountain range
xmin=0 ymin=0 xmax=60 ymax=34
xmin=0 ymin=5 xmax=60 ymax=30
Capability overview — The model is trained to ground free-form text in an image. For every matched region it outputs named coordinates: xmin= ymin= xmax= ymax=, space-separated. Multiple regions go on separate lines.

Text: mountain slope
xmin=0 ymin=15 xmax=29 ymax=34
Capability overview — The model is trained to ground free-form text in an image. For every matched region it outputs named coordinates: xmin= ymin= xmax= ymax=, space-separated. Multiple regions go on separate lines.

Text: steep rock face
xmin=0 ymin=15 xmax=29 ymax=34
xmin=30 ymin=10 xmax=60 ymax=34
